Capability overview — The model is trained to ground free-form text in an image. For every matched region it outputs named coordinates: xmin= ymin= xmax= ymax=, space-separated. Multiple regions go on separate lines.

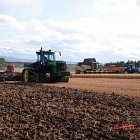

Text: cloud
xmin=0 ymin=0 xmax=140 ymax=62
xmin=0 ymin=0 xmax=41 ymax=7
xmin=0 ymin=14 xmax=25 ymax=30
xmin=0 ymin=0 xmax=48 ymax=20
xmin=0 ymin=0 xmax=31 ymax=5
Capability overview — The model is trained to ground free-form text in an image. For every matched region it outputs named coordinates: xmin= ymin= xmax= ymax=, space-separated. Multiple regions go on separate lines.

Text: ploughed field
xmin=0 ymin=83 xmax=140 ymax=139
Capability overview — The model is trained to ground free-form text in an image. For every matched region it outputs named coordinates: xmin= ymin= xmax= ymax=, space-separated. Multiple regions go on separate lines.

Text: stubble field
xmin=0 ymin=75 xmax=140 ymax=139
xmin=48 ymin=76 xmax=140 ymax=97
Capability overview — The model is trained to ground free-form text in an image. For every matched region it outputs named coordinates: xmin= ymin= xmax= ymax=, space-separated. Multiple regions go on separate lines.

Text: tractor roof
xmin=36 ymin=49 xmax=54 ymax=55
xmin=83 ymin=58 xmax=96 ymax=63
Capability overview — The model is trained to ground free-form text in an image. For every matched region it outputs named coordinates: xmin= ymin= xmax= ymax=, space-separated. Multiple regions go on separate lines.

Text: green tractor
xmin=22 ymin=47 xmax=70 ymax=83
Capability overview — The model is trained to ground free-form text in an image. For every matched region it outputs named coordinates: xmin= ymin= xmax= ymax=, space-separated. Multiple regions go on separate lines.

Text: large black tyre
xmin=84 ymin=69 xmax=94 ymax=74
xmin=84 ymin=70 xmax=88 ymax=74
xmin=22 ymin=69 xmax=31 ymax=83
xmin=75 ymin=70 xmax=81 ymax=74
xmin=22 ymin=68 xmax=41 ymax=83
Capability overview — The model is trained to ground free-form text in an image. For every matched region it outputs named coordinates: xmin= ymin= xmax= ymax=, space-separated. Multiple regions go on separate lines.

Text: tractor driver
xmin=40 ymin=54 xmax=48 ymax=65
xmin=43 ymin=54 xmax=48 ymax=62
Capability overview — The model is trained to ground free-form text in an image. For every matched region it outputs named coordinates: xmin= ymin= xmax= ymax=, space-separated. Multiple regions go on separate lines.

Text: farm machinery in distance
xmin=75 ymin=58 xmax=100 ymax=74
xmin=0 ymin=48 xmax=70 ymax=83
xmin=75 ymin=58 xmax=140 ymax=74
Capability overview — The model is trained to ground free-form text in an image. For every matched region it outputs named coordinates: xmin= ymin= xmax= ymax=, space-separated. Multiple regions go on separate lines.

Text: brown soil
xmin=0 ymin=83 xmax=140 ymax=139
xmin=47 ymin=78 xmax=140 ymax=97
xmin=72 ymin=74 xmax=140 ymax=79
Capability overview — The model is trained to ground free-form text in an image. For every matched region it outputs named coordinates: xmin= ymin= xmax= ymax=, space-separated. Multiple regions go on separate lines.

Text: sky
xmin=0 ymin=0 xmax=140 ymax=63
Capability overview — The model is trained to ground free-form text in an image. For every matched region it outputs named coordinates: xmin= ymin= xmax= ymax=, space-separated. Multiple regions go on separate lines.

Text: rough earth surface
xmin=0 ymin=82 xmax=140 ymax=140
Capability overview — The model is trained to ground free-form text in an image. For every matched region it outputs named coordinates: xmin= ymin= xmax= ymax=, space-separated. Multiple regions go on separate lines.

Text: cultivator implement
xmin=0 ymin=64 xmax=21 ymax=82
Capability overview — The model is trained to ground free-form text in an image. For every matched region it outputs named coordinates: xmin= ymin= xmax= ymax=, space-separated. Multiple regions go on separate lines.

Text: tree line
xmin=105 ymin=60 xmax=140 ymax=67
xmin=0 ymin=58 xmax=6 ymax=69
xmin=1 ymin=57 xmax=140 ymax=70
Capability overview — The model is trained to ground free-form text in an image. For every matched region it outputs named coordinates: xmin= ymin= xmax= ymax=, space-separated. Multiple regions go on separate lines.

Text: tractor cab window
xmin=37 ymin=53 xmax=55 ymax=62
xmin=43 ymin=54 xmax=49 ymax=61
xmin=48 ymin=54 xmax=55 ymax=61
xmin=37 ymin=54 xmax=40 ymax=62
xmin=43 ymin=53 xmax=55 ymax=61
xmin=36 ymin=49 xmax=56 ymax=64
xmin=128 ymin=64 xmax=135 ymax=69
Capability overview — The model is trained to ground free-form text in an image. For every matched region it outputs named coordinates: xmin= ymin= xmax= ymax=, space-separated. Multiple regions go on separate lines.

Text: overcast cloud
xmin=0 ymin=0 xmax=140 ymax=63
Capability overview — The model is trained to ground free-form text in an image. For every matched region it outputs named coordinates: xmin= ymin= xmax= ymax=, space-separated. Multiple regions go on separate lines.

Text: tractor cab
xmin=126 ymin=64 xmax=140 ymax=73
xmin=36 ymin=48 xmax=55 ymax=63
xmin=83 ymin=58 xmax=99 ymax=70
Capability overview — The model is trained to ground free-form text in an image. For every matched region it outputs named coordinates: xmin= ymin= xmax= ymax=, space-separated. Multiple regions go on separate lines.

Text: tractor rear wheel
xmin=22 ymin=69 xmax=30 ymax=82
